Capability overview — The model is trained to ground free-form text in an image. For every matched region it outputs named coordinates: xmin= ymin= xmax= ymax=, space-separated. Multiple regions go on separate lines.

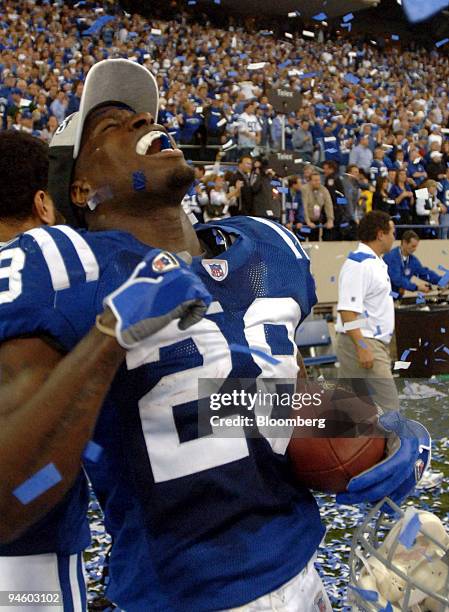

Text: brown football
xmin=287 ymin=385 xmax=386 ymax=494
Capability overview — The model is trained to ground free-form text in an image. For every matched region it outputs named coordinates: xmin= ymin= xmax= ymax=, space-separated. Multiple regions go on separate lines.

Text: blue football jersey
xmin=0 ymin=219 xmax=324 ymax=610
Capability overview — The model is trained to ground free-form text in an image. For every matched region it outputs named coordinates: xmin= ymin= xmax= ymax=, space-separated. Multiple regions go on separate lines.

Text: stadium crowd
xmin=2 ymin=0 xmax=449 ymax=238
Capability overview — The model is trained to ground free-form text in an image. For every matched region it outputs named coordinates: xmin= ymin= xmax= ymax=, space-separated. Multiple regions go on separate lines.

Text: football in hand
xmin=287 ymin=385 xmax=386 ymax=494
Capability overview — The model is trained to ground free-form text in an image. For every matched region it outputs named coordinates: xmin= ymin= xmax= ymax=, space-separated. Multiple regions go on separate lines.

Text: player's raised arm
xmin=0 ymin=321 xmax=124 ymax=543
xmin=0 ymin=249 xmax=211 ymax=543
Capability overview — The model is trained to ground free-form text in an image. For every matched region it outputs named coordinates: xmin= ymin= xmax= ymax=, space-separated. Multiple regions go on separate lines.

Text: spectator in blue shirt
xmin=384 ymin=230 xmax=445 ymax=296
xmin=370 ymin=147 xmax=388 ymax=184
xmin=66 ymin=81 xmax=83 ymax=116
xmin=179 ymin=100 xmax=204 ymax=153
xmin=389 ymin=169 xmax=414 ymax=235
xmin=407 ymin=148 xmax=427 ymax=188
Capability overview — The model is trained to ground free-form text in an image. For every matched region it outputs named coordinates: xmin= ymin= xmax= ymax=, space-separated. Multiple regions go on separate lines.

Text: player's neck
xmin=0 ymin=218 xmax=42 ymax=243
xmin=363 ymin=240 xmax=383 ymax=257
xmin=88 ymin=206 xmax=203 ymax=256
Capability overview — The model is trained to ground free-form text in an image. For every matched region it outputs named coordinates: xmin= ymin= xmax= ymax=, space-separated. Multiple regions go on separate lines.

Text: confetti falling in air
xmin=13 ymin=463 xmax=62 ymax=504
xmin=342 ymin=12 xmax=354 ymax=22
xmin=403 ymin=0 xmax=449 ymax=23
xmin=437 ymin=38 xmax=449 ymax=47
xmin=313 ymin=12 xmax=327 ymax=21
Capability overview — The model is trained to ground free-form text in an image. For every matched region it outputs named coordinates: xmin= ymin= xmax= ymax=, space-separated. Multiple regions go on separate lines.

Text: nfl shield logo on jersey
xmin=152 ymin=251 xmax=180 ymax=274
xmin=202 ymin=259 xmax=229 ymax=281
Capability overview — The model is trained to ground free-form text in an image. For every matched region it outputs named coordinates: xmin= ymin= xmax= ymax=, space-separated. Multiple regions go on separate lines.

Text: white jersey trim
xmin=53 ymin=226 xmax=100 ymax=282
xmin=25 ymin=228 xmax=70 ymax=291
xmin=248 ymin=217 xmax=305 ymax=260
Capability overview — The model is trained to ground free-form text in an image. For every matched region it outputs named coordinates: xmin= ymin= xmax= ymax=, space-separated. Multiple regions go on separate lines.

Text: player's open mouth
xmin=135 ymin=131 xmax=174 ymax=156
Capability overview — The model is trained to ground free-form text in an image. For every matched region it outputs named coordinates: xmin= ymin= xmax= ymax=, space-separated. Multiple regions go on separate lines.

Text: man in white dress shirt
xmin=335 ymin=211 xmax=398 ymax=412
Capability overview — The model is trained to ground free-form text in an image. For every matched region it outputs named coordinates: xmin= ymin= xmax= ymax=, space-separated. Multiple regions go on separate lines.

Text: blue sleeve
xmin=0 ymin=235 xmax=78 ymax=350
xmin=411 ymin=255 xmax=442 ymax=285
xmin=384 ymin=250 xmax=417 ymax=292
xmin=389 ymin=185 xmax=400 ymax=200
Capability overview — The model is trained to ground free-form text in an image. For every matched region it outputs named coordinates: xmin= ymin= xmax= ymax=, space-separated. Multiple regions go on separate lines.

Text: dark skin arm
xmin=0 ymin=309 xmax=125 ymax=544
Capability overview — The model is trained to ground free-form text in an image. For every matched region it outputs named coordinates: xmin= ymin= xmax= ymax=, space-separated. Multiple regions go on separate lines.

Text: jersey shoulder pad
xmin=0 ymin=225 xmax=111 ymax=347
xmin=216 ymin=216 xmax=309 ymax=261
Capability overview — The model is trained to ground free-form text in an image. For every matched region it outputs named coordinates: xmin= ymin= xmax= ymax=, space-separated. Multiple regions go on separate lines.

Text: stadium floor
xmin=84 ymin=377 xmax=449 ymax=611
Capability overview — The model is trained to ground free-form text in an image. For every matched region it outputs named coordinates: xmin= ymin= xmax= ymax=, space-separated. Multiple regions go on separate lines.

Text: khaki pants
xmin=336 ymin=333 xmax=399 ymax=413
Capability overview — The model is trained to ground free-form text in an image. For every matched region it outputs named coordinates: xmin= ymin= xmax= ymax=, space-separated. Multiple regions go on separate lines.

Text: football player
xmin=0 ymin=131 xmax=91 ymax=611
xmin=0 ymin=60 xmax=431 ymax=612
xmin=0 ymin=131 xmax=56 ymax=246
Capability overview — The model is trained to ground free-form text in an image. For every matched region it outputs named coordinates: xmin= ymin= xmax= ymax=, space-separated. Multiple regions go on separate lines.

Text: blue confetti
xmin=132 ymin=171 xmax=147 ymax=191
xmin=214 ymin=0 xmax=221 ymax=3
xmin=271 ymin=180 xmax=282 ymax=186
xmin=13 ymin=463 xmax=62 ymax=505
xmin=175 ymin=55 xmax=186 ymax=62
xmin=391 ymin=34 xmax=400 ymax=41
xmin=358 ymin=340 xmax=368 ymax=349
xmin=277 ymin=187 xmax=289 ymax=194
xmin=403 ymin=0 xmax=449 ymax=22
xmin=416 ymin=293 xmax=426 ymax=304
xmin=313 ymin=12 xmax=327 ymax=21
xmin=83 ymin=441 xmax=103 ymax=463
xmin=343 ymin=12 xmax=354 ymax=22
xmin=374 ymin=325 xmax=382 ymax=337
xmin=337 ymin=197 xmax=348 ymax=205
xmin=438 ymin=271 xmax=449 ymax=286
xmin=435 ymin=38 xmax=449 ymax=48
xmin=400 ymin=349 xmax=411 ymax=361
xmin=339 ymin=222 xmax=350 ymax=228
xmin=344 ymin=73 xmax=360 ymax=85
xmin=390 ymin=291 xmax=400 ymax=299
xmin=228 ymin=343 xmax=280 ymax=365
xmin=228 ymin=71 xmax=238 ymax=77
xmin=441 ymin=328 xmax=446 ymax=333
xmin=341 ymin=22 xmax=352 ymax=31
xmin=187 ymin=0 xmax=196 ymax=4
xmin=300 ymin=227 xmax=312 ymax=234
xmin=398 ymin=512 xmax=421 ymax=548
xmin=443 ymin=346 xmax=449 ymax=356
